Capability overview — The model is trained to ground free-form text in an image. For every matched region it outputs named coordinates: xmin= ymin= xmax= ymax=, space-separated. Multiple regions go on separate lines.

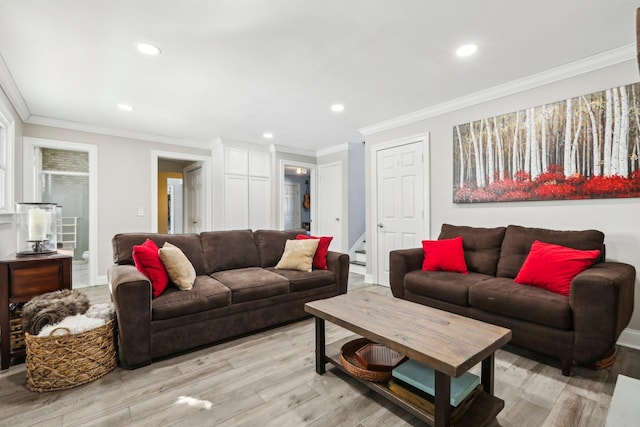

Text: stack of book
xmin=390 ymin=359 xmax=481 ymax=421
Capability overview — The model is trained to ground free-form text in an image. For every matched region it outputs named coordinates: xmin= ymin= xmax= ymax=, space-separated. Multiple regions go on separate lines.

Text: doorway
xmin=23 ymin=137 xmax=98 ymax=288
xmin=280 ymin=161 xmax=316 ymax=233
xmin=371 ymin=135 xmax=429 ymax=286
xmin=151 ymin=151 xmax=211 ymax=233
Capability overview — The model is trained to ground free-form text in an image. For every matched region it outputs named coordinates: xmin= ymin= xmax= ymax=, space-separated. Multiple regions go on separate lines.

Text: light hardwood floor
xmin=1 ymin=273 xmax=638 ymax=426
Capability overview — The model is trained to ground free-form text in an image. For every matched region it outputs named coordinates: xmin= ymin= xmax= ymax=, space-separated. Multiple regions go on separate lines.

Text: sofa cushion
xmin=468 ymin=277 xmax=572 ymax=330
xmin=151 ymin=275 xmax=231 ymax=320
xmin=159 ymin=242 xmax=196 ymax=291
xmin=421 ymin=237 xmax=468 ymax=273
xmin=404 ymin=270 xmax=494 ymax=306
xmin=275 ymin=239 xmax=319 ymax=272
xmin=211 ymin=267 xmax=290 ymax=303
xmin=438 ymin=224 xmax=506 ymax=276
xmin=201 ymin=230 xmax=260 ymax=273
xmin=496 ymin=225 xmax=605 ymax=279
xmin=254 ymin=229 xmax=307 ymax=267
xmin=265 ymin=267 xmax=336 ymax=292
xmin=112 ymin=233 xmax=207 ymax=275
xmin=132 ymin=239 xmax=169 ymax=298
xmin=514 ymin=241 xmax=601 ymax=296
xmin=296 ymin=234 xmax=333 ymax=270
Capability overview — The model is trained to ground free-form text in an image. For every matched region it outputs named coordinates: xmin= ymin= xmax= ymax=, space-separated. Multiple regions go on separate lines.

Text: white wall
xmin=22 ymin=124 xmax=210 ymax=281
xmin=364 ymin=59 xmax=640 ymax=332
xmin=348 ymin=142 xmax=366 ymax=249
xmin=0 ymin=85 xmax=21 ymax=257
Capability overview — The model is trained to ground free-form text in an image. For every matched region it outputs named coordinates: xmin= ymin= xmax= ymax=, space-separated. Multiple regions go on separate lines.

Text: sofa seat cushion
xmin=265 ymin=267 xmax=335 ymax=292
xmin=211 ymin=267 xmax=290 ymax=303
xmin=468 ymin=277 xmax=572 ymax=330
xmin=404 ymin=270 xmax=493 ymax=306
xmin=152 ymin=275 xmax=231 ymax=320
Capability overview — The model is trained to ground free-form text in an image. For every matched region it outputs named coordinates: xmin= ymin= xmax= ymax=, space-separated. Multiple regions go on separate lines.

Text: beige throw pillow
xmin=158 ymin=242 xmax=195 ymax=290
xmin=275 ymin=239 xmax=320 ymax=272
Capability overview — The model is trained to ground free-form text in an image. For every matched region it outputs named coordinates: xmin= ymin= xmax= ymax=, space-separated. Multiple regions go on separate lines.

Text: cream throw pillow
xmin=275 ymin=239 xmax=320 ymax=272
xmin=158 ymin=242 xmax=195 ymax=290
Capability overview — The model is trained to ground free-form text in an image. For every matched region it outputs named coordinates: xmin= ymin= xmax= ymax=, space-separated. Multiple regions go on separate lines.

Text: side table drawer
xmin=10 ymin=264 xmax=62 ymax=299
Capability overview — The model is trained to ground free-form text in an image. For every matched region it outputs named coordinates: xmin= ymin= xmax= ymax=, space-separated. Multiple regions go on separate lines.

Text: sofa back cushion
xmin=112 ymin=233 xmax=207 ymax=275
xmin=254 ymin=229 xmax=307 ymax=267
xmin=496 ymin=225 xmax=605 ymax=278
xmin=438 ymin=224 xmax=506 ymax=276
xmin=201 ymin=229 xmax=260 ymax=273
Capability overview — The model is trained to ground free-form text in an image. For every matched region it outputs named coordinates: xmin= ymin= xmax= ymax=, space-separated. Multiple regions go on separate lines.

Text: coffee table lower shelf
xmin=325 ymin=338 xmax=504 ymax=427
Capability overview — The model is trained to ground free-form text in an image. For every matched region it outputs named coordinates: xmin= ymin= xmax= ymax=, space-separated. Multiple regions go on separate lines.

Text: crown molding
xmin=0 ymin=52 xmax=30 ymax=121
xmin=26 ymin=115 xmax=212 ymax=149
xmin=316 ymin=143 xmax=349 ymax=157
xmin=269 ymin=143 xmax=316 ymax=157
xmin=359 ymin=43 xmax=636 ymax=136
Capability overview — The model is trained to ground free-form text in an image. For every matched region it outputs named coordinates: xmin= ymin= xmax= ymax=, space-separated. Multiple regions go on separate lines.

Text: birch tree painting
xmin=453 ymin=83 xmax=640 ymax=203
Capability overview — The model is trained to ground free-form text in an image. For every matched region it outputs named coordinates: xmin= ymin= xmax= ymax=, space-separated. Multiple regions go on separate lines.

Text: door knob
xmin=335 ymin=217 xmax=340 ymax=222
xmin=377 ymin=223 xmax=384 ymax=228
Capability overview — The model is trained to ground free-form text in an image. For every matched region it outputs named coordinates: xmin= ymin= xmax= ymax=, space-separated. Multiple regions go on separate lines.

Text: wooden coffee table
xmin=305 ymin=291 xmax=512 ymax=427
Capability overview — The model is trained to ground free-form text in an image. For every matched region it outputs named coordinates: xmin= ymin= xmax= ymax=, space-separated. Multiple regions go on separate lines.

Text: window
xmin=0 ymin=96 xmax=15 ymax=213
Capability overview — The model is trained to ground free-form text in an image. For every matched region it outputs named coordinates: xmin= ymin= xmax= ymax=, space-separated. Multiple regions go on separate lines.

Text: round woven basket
xmin=340 ymin=338 xmax=392 ymax=382
xmin=25 ymin=319 xmax=117 ymax=392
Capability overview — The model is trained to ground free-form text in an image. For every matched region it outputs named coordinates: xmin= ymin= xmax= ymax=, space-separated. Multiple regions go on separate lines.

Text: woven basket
xmin=25 ymin=319 xmax=117 ymax=392
xmin=340 ymin=338 xmax=393 ymax=382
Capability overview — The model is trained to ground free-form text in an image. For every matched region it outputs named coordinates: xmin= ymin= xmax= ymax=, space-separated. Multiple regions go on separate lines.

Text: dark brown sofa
xmin=390 ymin=224 xmax=636 ymax=376
xmin=108 ymin=229 xmax=349 ymax=369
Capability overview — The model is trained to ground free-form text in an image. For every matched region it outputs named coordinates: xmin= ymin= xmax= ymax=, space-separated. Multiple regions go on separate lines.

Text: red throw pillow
xmin=421 ymin=237 xmax=468 ymax=274
xmin=296 ymin=234 xmax=333 ymax=270
xmin=514 ymin=240 xmax=600 ymax=296
xmin=133 ymin=239 xmax=169 ymax=298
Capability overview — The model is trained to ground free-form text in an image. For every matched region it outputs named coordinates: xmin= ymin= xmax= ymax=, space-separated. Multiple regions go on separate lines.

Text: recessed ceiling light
xmin=263 ymin=132 xmax=274 ymax=139
xmin=456 ymin=44 xmax=478 ymax=57
xmin=331 ymin=104 xmax=345 ymax=112
xmin=117 ymin=104 xmax=134 ymax=112
xmin=136 ymin=42 xmax=161 ymax=56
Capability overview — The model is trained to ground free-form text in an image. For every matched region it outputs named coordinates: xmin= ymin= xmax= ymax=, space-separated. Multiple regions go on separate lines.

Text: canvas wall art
xmin=453 ymin=83 xmax=640 ymax=203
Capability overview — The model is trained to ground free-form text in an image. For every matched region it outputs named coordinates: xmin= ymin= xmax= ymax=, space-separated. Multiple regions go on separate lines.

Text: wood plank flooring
xmin=1 ymin=273 xmax=638 ymax=426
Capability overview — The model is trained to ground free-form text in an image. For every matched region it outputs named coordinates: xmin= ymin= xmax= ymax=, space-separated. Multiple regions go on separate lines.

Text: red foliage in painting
xmin=456 ymin=162 xmax=640 ymax=203
xmin=582 ymin=175 xmax=630 ymax=197
xmin=629 ymin=169 xmax=640 ymax=192
xmin=532 ymin=183 xmax=576 ymax=199
xmin=496 ymin=191 xmax=530 ymax=201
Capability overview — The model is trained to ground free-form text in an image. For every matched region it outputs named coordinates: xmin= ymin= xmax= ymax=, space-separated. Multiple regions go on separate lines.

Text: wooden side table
xmin=0 ymin=253 xmax=72 ymax=370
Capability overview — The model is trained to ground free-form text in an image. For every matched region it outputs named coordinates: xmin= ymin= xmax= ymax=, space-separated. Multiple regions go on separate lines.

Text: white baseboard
xmin=617 ymin=328 xmax=640 ymax=350
xmin=364 ymin=274 xmax=374 ymax=284
xmin=96 ymin=275 xmax=108 ymax=285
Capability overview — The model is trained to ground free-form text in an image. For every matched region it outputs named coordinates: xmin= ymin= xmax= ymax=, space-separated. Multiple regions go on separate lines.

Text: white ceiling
xmin=0 ymin=1 xmax=637 ymax=151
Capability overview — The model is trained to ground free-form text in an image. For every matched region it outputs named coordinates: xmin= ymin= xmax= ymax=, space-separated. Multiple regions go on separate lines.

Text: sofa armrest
xmin=108 ymin=264 xmax=153 ymax=369
xmin=570 ymin=262 xmax=636 ymax=363
xmin=389 ymin=248 xmax=423 ymax=299
xmin=326 ymin=251 xmax=350 ymax=294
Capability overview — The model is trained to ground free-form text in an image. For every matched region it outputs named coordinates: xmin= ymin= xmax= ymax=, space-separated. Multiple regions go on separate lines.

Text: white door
xmin=283 ymin=182 xmax=301 ymax=230
xmin=249 ymin=176 xmax=270 ymax=230
xmin=376 ymin=142 xmax=424 ymax=286
xmin=223 ymin=174 xmax=248 ymax=230
xmin=317 ymin=162 xmax=342 ymax=251
xmin=184 ymin=163 xmax=205 ymax=233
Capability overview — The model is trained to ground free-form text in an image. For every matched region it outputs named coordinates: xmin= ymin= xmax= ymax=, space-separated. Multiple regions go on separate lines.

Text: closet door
xmin=224 ymin=175 xmax=249 ymax=230
xmin=249 ymin=176 xmax=270 ymax=230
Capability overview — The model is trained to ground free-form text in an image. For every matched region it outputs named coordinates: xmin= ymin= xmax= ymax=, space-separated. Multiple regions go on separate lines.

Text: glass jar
xmin=16 ymin=202 xmax=58 ymax=255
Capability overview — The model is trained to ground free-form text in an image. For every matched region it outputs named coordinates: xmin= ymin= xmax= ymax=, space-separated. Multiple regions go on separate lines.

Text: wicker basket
xmin=25 ymin=319 xmax=117 ymax=392
xmin=340 ymin=338 xmax=393 ymax=382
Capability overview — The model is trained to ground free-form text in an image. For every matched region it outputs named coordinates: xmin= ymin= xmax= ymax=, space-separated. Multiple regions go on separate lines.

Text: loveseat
xmin=108 ymin=229 xmax=349 ymax=369
xmin=390 ymin=224 xmax=636 ymax=376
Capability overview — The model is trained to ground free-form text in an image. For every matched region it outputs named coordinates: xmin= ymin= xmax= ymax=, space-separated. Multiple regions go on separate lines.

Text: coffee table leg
xmin=434 ymin=371 xmax=451 ymax=427
xmin=481 ymin=353 xmax=495 ymax=395
xmin=314 ymin=317 xmax=326 ymax=374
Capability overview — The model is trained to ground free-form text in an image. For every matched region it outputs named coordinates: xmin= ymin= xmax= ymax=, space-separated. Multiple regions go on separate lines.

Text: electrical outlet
xmin=137 ymin=207 xmax=144 ymax=217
